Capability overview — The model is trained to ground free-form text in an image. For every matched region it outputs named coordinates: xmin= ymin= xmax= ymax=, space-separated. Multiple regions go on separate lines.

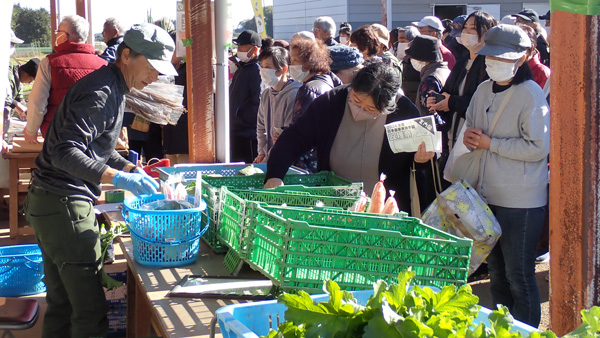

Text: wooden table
xmin=117 ymin=236 xmax=262 ymax=338
xmin=2 ymin=150 xmax=38 ymax=238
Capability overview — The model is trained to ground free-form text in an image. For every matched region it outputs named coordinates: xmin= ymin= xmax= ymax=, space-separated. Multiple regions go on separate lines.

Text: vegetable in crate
xmin=367 ymin=173 xmax=386 ymax=214
xmin=349 ymin=192 xmax=368 ymax=212
xmin=236 ymin=165 xmax=264 ymax=176
xmin=263 ymin=269 xmax=566 ymax=338
xmin=141 ymin=199 xmax=194 ymax=210
xmin=382 ymin=190 xmax=399 ymax=215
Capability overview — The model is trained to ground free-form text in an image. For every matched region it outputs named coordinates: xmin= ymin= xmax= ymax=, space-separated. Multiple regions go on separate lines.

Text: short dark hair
xmin=340 ymin=22 xmax=352 ymax=35
xmin=350 ymin=25 xmax=379 ymax=57
xmin=350 ymin=62 xmax=400 ymax=112
xmin=290 ymin=39 xmax=331 ymax=74
xmin=463 ymin=11 xmax=497 ymax=40
xmin=116 ymin=42 xmax=142 ymax=62
xmin=442 ymin=19 xmax=453 ymax=34
xmin=258 ymin=46 xmax=290 ymax=72
xmin=261 ymin=37 xmax=274 ymax=50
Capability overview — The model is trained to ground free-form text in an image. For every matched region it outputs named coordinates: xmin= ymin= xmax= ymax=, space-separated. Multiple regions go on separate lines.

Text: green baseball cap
xmin=124 ymin=23 xmax=177 ymax=76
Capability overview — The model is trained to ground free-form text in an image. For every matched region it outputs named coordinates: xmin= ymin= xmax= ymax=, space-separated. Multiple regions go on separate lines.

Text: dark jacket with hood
xmin=229 ymin=57 xmax=261 ymax=139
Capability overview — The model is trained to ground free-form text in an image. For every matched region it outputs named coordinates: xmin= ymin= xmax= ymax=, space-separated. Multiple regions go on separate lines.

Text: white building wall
xmin=273 ymin=0 xmax=348 ymax=40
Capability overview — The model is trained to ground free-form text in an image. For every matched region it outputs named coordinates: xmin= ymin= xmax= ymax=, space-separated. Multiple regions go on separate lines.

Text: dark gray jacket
xmin=33 ymin=64 xmax=131 ymax=200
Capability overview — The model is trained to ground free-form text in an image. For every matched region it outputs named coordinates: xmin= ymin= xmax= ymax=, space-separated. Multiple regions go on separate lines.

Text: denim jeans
xmin=487 ymin=205 xmax=545 ymax=328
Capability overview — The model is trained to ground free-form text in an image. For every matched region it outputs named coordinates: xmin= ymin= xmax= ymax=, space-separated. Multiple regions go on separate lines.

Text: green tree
xmin=236 ymin=5 xmax=273 ymax=38
xmin=12 ymin=4 xmax=51 ymax=45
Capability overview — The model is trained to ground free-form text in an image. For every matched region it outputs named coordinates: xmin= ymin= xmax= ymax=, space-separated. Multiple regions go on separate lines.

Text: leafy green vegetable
xmin=262 ymin=269 xmax=600 ymax=338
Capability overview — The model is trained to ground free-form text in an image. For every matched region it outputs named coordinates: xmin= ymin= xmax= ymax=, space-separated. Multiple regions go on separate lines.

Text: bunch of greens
xmin=100 ymin=221 xmax=128 ymax=290
xmin=263 ymin=270 xmax=597 ymax=338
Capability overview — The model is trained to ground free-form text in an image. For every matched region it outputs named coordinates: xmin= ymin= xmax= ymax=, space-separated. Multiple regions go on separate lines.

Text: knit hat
xmin=405 ymin=35 xmax=442 ymax=62
xmin=20 ymin=58 xmax=40 ymax=78
xmin=329 ymin=45 xmax=364 ymax=71
xmin=476 ymin=24 xmax=532 ymax=60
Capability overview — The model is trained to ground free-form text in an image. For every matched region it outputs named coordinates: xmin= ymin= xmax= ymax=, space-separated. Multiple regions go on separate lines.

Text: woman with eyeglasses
xmin=264 ymin=62 xmax=435 ymax=213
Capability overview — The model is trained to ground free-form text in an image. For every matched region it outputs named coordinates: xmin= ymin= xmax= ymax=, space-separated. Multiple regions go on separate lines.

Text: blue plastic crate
xmin=154 ymin=163 xmax=270 ymax=182
xmin=122 ymin=194 xmax=209 ymax=268
xmin=0 ymin=244 xmax=45 ymax=297
xmin=216 ymin=289 xmax=539 ymax=338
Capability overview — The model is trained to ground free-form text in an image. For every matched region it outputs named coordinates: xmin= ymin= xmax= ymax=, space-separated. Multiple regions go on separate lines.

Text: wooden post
xmin=185 ymin=0 xmax=216 ymax=163
xmin=74 ymin=0 xmax=92 ymax=43
xmin=549 ymin=10 xmax=600 ymax=336
xmin=50 ymin=0 xmax=59 ymax=46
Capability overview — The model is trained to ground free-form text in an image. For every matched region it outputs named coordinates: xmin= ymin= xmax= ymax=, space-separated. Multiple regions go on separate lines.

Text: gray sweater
xmin=33 ymin=64 xmax=131 ymax=201
xmin=466 ymin=79 xmax=549 ymax=208
xmin=256 ymin=79 xmax=302 ymax=160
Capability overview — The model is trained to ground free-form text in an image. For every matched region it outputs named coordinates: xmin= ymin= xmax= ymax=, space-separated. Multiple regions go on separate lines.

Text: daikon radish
xmin=382 ymin=190 xmax=400 ymax=215
xmin=367 ymin=173 xmax=386 ymax=213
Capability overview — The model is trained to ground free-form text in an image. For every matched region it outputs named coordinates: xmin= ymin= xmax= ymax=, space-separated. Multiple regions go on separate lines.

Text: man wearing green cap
xmin=24 ymin=23 xmax=177 ymax=338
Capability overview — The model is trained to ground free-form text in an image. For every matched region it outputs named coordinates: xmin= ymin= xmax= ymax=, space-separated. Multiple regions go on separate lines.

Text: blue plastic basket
xmin=122 ymin=194 xmax=209 ymax=268
xmin=0 ymin=244 xmax=45 ymax=297
xmin=216 ymin=289 xmax=539 ymax=338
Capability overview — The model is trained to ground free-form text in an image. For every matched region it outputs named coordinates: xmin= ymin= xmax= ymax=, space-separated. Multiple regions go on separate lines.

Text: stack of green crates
xmin=216 ymin=182 xmax=363 ymax=258
xmin=203 ymin=172 xmax=362 ymax=254
xmin=245 ymin=203 xmax=472 ymax=293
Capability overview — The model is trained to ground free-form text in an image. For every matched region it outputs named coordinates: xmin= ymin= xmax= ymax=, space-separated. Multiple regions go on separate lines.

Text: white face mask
xmin=348 ymin=97 xmax=379 ymax=121
xmin=458 ymin=33 xmax=482 ymax=51
xmin=340 ymin=36 xmax=348 ymax=44
xmin=410 ymin=59 xmax=427 ymax=72
xmin=485 ymin=58 xmax=519 ymax=82
xmin=395 ymin=42 xmax=409 ymax=59
xmin=260 ymin=68 xmax=282 ymax=88
xmin=289 ymin=64 xmax=310 ymax=82
xmin=237 ymin=49 xmax=253 ymax=63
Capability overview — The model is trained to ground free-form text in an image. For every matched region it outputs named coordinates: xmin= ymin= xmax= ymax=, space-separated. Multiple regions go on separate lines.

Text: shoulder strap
xmin=488 ymin=85 xmax=516 ymax=136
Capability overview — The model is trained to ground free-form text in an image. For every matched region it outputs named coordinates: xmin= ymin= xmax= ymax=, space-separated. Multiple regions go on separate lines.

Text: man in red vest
xmin=24 ymin=15 xmax=106 ymax=143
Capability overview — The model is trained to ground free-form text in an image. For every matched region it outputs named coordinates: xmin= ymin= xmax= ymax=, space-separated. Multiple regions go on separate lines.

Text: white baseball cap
xmin=412 ymin=16 xmax=444 ymax=32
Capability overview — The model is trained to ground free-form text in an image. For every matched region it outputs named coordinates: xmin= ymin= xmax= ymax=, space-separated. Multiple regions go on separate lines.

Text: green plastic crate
xmin=217 ymin=187 xmax=361 ymax=258
xmin=246 ymin=203 xmax=472 ymax=293
xmin=203 ymin=171 xmax=359 ymax=191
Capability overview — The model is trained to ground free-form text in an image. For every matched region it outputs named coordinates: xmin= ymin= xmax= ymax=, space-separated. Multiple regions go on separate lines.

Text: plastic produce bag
xmin=125 ymin=82 xmax=185 ymax=125
xmin=422 ymin=179 xmax=502 ymax=275
xmin=141 ymin=199 xmax=194 ymax=210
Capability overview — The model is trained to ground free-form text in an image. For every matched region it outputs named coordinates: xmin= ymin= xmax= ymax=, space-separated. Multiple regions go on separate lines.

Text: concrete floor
xmin=0 ymin=200 xmax=551 ymax=337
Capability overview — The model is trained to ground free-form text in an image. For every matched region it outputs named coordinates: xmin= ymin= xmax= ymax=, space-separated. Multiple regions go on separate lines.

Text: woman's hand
xmin=264 ymin=178 xmax=284 ymax=189
xmin=463 ymin=128 xmax=491 ymax=149
xmin=429 ymin=93 xmax=451 ymax=112
xmin=253 ymin=154 xmax=265 ymax=163
xmin=414 ymin=142 xmax=435 ymax=163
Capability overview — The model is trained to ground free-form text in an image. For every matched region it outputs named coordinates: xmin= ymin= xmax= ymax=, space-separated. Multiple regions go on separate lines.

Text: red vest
xmin=42 ymin=42 xmax=107 ymax=136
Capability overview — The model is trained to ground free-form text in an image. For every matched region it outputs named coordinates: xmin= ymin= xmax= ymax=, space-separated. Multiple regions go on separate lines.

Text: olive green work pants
xmin=24 ymin=184 xmax=108 ymax=338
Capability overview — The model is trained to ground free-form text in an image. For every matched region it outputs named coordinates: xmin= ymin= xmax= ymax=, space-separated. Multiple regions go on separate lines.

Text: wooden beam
xmin=185 ymin=0 xmax=216 ymax=163
xmin=549 ymin=10 xmax=600 ymax=336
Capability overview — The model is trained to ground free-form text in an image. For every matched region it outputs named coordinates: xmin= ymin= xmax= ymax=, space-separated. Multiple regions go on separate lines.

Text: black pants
xmin=230 ymin=135 xmax=257 ymax=163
